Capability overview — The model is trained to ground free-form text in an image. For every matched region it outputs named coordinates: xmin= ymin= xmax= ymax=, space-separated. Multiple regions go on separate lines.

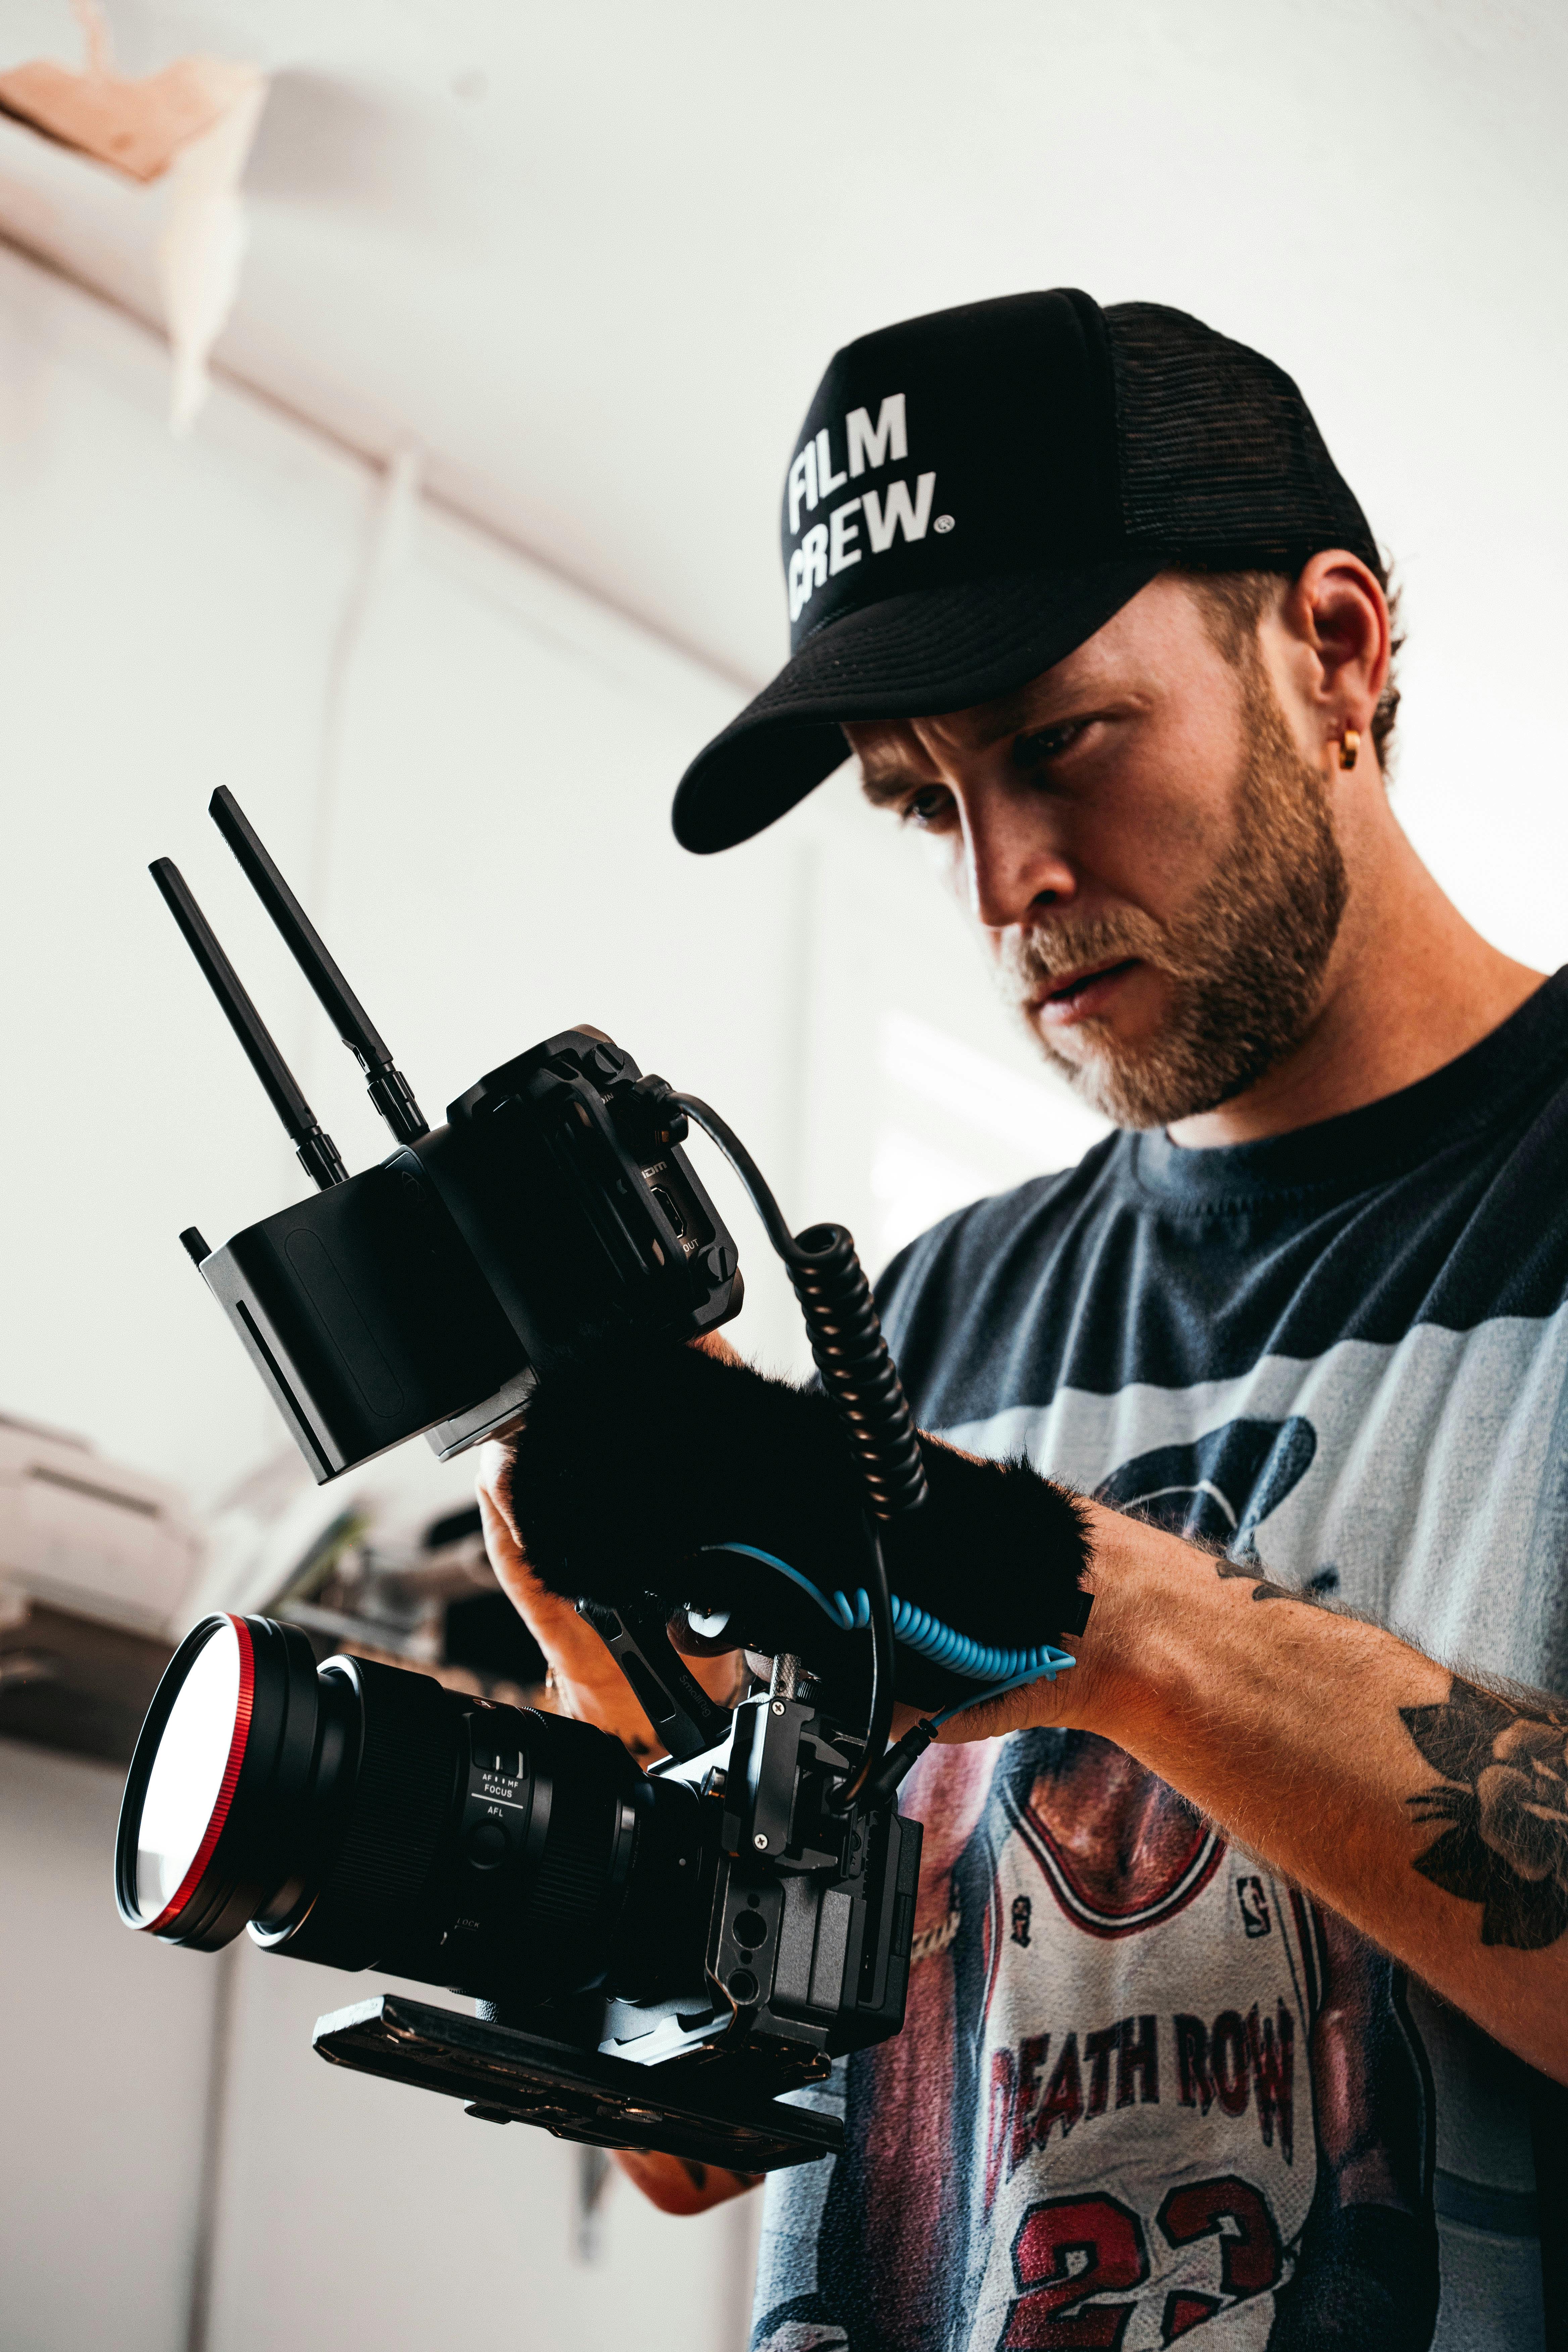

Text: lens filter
xmin=116 ymin=1613 xmax=323 ymax=1949
xmin=134 ymin=1615 xmax=247 ymax=1922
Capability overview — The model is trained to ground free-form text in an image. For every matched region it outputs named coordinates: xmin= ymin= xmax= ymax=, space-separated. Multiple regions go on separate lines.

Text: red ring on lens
xmin=143 ymin=1615 xmax=256 ymax=1934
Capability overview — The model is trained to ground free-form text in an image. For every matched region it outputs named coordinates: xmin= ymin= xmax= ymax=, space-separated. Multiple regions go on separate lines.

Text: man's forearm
xmin=950 ymin=1501 xmax=1568 ymax=2083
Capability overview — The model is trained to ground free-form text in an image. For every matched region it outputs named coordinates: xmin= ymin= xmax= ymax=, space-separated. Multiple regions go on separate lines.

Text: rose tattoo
xmin=1400 ymin=1679 xmax=1568 ymax=1950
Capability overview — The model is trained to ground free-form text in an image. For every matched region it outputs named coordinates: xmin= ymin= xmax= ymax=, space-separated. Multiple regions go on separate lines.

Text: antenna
xmin=149 ymin=860 xmax=350 ymax=1192
xmin=208 ymin=788 xmax=429 ymax=1146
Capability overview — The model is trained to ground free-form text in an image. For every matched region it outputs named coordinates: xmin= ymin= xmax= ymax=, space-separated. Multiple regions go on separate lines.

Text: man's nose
xmin=960 ymin=791 xmax=1077 ymax=930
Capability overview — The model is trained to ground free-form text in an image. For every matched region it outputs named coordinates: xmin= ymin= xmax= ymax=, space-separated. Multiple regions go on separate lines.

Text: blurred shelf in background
xmin=0 ymin=1598 xmax=174 ymax=1764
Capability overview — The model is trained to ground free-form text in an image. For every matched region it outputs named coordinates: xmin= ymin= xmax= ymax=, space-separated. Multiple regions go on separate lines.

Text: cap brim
xmin=672 ymin=556 xmax=1165 ymax=853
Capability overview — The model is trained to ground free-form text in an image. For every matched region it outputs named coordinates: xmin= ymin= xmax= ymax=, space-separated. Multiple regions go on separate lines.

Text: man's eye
xmin=1015 ymin=720 xmax=1088 ymax=768
xmin=900 ymin=786 xmax=955 ymax=830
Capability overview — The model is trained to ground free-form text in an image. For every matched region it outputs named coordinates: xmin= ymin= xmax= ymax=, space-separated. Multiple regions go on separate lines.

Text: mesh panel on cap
xmin=1105 ymin=302 xmax=1381 ymax=575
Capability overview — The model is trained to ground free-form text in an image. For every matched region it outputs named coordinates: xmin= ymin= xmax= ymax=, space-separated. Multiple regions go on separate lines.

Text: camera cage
xmin=129 ymin=791 xmax=1076 ymax=2166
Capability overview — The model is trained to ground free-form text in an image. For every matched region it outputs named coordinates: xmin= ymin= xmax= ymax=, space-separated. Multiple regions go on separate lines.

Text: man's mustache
xmin=1001 ymin=916 xmax=1171 ymax=995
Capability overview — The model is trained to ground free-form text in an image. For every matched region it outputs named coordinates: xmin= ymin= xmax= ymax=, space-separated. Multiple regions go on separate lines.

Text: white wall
xmin=0 ymin=241 xmax=1096 ymax=2352
xmin=5 ymin=0 xmax=1566 ymax=857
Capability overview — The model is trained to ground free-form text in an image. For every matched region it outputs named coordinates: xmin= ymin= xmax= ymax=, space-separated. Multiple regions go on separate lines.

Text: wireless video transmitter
xmin=153 ymin=790 xmax=743 ymax=1483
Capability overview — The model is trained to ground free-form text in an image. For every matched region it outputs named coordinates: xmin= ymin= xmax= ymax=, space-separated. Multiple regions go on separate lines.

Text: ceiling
xmin=0 ymin=0 xmax=1565 ymax=697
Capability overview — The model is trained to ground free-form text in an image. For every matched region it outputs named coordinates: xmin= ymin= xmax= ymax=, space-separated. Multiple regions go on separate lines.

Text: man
xmin=479 ymin=293 xmax=1568 ymax=2349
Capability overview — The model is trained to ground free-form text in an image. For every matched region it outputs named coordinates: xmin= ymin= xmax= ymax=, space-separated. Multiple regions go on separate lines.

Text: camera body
xmin=197 ymin=1026 xmax=741 ymax=1482
xmin=290 ymin=1662 xmax=920 ymax=2077
xmin=324 ymin=1672 xmax=924 ymax=2167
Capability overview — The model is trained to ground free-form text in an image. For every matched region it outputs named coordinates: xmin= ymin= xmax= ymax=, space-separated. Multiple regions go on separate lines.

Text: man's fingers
xmin=611 ymin=2147 xmax=762 ymax=2216
xmin=475 ymin=1483 xmax=518 ymax=1574
xmin=692 ymin=1327 xmax=744 ymax=1367
xmin=476 ymin=1454 xmax=590 ymax=1644
xmin=475 ymin=1452 xmax=663 ymax=1758
xmin=476 ymin=1438 xmax=521 ymax=1539
xmin=474 ymin=1466 xmax=537 ymax=1604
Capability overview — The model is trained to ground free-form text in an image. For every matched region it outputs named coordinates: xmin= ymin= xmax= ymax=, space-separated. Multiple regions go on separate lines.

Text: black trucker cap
xmin=672 ymin=290 xmax=1379 ymax=853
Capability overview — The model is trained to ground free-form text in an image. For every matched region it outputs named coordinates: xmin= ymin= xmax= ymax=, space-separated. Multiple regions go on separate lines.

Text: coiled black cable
xmin=674 ymin=1095 xmax=926 ymax=1809
xmin=787 ymin=1224 xmax=928 ymax=1521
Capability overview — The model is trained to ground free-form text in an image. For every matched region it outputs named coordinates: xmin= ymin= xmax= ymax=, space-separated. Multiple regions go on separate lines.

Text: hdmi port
xmin=650 ymin=1185 xmax=686 ymax=1239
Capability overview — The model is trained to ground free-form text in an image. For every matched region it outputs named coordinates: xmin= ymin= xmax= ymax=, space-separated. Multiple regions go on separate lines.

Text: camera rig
xmin=121 ymin=794 xmax=1078 ymax=2170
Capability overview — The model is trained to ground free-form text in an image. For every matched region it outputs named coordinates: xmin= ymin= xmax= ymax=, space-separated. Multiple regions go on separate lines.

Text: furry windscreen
xmin=504 ymin=1342 xmax=1091 ymax=1710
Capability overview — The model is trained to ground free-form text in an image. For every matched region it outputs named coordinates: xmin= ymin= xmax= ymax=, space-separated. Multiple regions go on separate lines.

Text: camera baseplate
xmin=313 ymin=1994 xmax=842 ymax=2171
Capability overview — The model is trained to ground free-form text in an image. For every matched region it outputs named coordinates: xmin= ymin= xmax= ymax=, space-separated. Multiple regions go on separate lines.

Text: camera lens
xmin=116 ymin=1614 xmax=706 ymax=2006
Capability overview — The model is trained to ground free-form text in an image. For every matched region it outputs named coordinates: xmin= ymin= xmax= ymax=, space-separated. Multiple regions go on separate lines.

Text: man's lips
xmin=1030 ymin=958 xmax=1141 ymax=1027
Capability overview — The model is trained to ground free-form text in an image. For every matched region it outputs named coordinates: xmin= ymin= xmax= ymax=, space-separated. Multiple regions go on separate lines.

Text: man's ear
xmin=1282 ymin=550 xmax=1391 ymax=755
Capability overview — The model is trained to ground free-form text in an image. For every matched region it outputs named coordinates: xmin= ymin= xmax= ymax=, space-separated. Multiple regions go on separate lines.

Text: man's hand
xmin=935 ymin=1499 xmax=1568 ymax=2086
xmin=476 ymin=1332 xmax=750 ymax=1755
xmin=477 ymin=1443 xmax=665 ymax=1758
xmin=609 ymin=2150 xmax=763 ymax=2217
xmin=477 ymin=1429 xmax=744 ymax=1761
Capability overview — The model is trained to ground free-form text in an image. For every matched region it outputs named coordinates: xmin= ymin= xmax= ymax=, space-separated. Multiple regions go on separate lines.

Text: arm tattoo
xmin=1214 ymin=1557 xmax=1321 ymax=1603
xmin=1400 ymin=1678 xmax=1568 ymax=1949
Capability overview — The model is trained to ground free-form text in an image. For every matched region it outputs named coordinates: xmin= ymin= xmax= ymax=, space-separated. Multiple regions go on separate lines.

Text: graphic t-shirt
xmin=751 ymin=973 xmax=1568 ymax=2352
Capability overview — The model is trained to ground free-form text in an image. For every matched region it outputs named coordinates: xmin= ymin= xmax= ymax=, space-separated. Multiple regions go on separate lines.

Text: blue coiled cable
xmin=698 ymin=1541 xmax=1077 ymax=1694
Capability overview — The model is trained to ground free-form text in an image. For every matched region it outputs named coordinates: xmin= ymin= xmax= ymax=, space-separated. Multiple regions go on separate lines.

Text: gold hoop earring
xmin=1337 ymin=729 xmax=1361 ymax=772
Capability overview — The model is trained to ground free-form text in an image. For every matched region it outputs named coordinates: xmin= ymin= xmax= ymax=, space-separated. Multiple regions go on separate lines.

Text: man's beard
xmin=1000 ymin=662 xmax=1349 ymax=1129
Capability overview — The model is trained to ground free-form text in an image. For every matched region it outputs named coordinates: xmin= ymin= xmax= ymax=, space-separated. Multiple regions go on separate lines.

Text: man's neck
xmin=1167 ymin=807 xmax=1545 ymax=1149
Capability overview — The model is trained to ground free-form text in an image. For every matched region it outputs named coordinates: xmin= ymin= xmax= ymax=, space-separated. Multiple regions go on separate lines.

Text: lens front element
xmin=134 ymin=1617 xmax=251 ymax=1925
xmin=116 ymin=1612 xmax=321 ymax=1950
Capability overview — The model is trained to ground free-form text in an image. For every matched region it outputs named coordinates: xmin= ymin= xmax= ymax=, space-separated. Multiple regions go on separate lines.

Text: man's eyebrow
xmin=968 ymin=682 xmax=1079 ymax=745
xmin=858 ymin=764 xmax=932 ymax=808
